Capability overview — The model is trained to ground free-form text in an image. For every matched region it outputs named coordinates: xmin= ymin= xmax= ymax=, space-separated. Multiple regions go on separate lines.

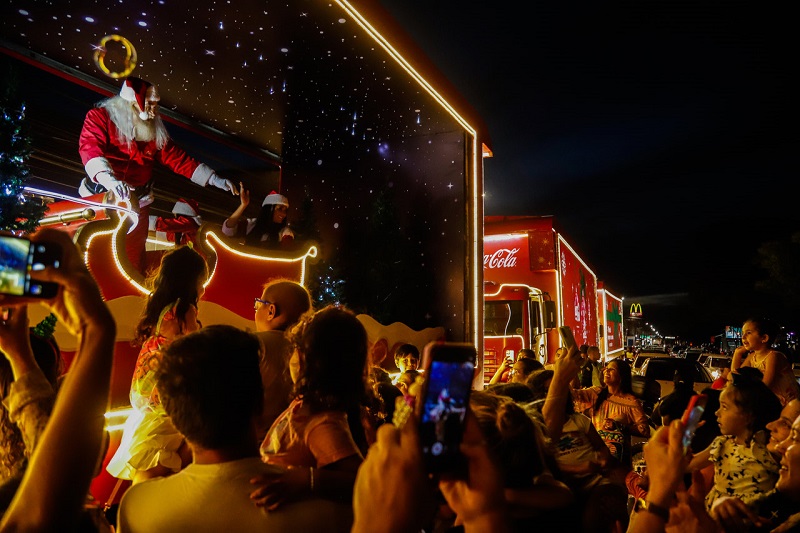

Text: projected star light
xmin=1 ymin=0 xmax=473 ymax=333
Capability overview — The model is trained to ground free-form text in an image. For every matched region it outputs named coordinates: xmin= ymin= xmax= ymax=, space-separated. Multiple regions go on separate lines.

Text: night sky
xmin=379 ymin=0 xmax=799 ymax=343
xmin=1 ymin=1 xmax=797 ymax=344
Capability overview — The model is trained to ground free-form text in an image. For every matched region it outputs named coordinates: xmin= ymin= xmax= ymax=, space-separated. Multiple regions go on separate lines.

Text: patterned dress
xmin=704 ymin=433 xmax=779 ymax=511
xmin=572 ymin=386 xmax=651 ymax=465
xmin=260 ymin=397 xmax=362 ymax=468
xmin=106 ymin=302 xmax=198 ymax=480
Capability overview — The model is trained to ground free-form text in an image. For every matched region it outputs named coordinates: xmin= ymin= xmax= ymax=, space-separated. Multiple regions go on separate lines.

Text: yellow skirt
xmin=106 ymin=408 xmax=184 ymax=480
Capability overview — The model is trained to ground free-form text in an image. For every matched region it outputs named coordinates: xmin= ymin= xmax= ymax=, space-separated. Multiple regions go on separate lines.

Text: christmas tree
xmin=293 ymin=185 xmax=346 ymax=306
xmin=0 ymin=67 xmax=47 ymax=232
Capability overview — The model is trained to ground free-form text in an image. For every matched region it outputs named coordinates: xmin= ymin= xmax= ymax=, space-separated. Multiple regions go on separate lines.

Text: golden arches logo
xmin=630 ymin=303 xmax=642 ymax=317
xmin=93 ymin=35 xmax=138 ymax=79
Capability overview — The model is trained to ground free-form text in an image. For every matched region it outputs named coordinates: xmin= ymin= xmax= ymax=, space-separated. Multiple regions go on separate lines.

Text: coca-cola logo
xmin=484 ymin=248 xmax=520 ymax=269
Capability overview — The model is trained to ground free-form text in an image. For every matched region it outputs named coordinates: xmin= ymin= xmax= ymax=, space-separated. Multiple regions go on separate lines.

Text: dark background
xmin=379 ymin=0 xmax=799 ymax=344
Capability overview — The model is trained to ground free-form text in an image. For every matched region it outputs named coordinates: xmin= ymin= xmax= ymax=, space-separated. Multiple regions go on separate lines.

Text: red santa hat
xmin=172 ymin=198 xmax=202 ymax=224
xmin=262 ymin=191 xmax=289 ymax=208
xmin=120 ymin=77 xmax=152 ymax=120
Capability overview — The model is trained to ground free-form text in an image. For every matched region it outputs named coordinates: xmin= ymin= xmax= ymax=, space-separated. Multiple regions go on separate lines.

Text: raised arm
xmin=730 ymin=346 xmax=749 ymax=372
xmin=223 ymin=182 xmax=251 ymax=230
xmin=627 ymin=421 xmax=689 ymax=533
xmin=542 ymin=345 xmax=582 ymax=442
xmin=0 ymin=228 xmax=116 ymax=532
xmin=0 ymin=306 xmax=56 ymax=456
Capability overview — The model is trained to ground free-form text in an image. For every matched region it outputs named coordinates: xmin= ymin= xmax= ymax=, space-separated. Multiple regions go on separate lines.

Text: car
xmin=684 ymin=348 xmax=705 ymax=362
xmin=631 ymin=352 xmax=670 ymax=376
xmin=631 ymin=358 xmax=713 ymax=414
xmin=703 ymin=355 xmax=732 ymax=380
xmin=639 ymin=346 xmax=670 ymax=356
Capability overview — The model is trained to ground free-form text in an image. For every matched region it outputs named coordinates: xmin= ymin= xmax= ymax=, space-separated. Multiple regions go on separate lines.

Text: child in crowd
xmin=469 ymin=391 xmax=573 ymax=533
xmin=731 ymin=316 xmax=800 ymax=406
xmin=252 ymin=305 xmax=371 ymax=509
xmin=687 ymin=370 xmax=782 ymax=511
xmin=393 ymin=343 xmax=420 ymax=373
xmin=106 ymin=245 xmax=208 ymax=484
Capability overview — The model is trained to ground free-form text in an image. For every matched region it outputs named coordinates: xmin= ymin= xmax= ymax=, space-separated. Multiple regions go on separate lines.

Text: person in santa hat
xmin=78 ymin=76 xmax=238 ymax=272
xmin=148 ymin=198 xmax=203 ymax=248
xmin=222 ymin=182 xmax=294 ymax=249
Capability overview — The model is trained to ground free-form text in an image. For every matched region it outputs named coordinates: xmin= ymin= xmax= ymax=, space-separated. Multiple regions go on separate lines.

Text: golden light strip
xmin=484 ymin=285 xmax=544 ymax=355
xmin=484 ymin=232 xmax=528 ymax=243
xmin=483 ymin=283 xmax=543 ymax=299
xmin=557 ymin=233 xmax=598 ymax=279
xmin=484 ymin=334 xmax=526 ymax=345
xmin=81 ymin=215 xmax=150 ymax=295
xmin=334 ymin=0 xmax=482 ymax=350
xmin=203 ymin=231 xmax=318 ymax=287
xmin=146 ymin=237 xmax=176 ymax=248
xmin=110 ymin=214 xmax=150 ymax=295
xmin=598 ymin=288 xmax=608 ymax=355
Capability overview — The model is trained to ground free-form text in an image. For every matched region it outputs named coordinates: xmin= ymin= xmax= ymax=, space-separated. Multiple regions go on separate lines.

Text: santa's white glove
xmin=208 ymin=174 xmax=238 ymax=195
xmin=94 ymin=171 xmax=130 ymax=201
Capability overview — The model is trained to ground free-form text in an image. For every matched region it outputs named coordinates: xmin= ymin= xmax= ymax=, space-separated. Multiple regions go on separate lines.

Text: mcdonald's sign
xmin=630 ymin=303 xmax=643 ymax=318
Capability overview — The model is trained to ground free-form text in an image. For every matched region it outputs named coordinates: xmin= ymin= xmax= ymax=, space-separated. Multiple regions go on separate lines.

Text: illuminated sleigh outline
xmin=32 ymin=187 xmax=319 ymax=320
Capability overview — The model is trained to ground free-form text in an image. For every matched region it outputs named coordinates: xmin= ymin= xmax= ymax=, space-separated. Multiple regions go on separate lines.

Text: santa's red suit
xmin=79 ymin=107 xmax=215 ymax=191
xmin=78 ymin=77 xmax=234 ymax=272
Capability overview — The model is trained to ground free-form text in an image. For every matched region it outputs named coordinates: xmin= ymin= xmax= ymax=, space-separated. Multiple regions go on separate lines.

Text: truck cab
xmin=483 ymin=282 xmax=555 ymax=382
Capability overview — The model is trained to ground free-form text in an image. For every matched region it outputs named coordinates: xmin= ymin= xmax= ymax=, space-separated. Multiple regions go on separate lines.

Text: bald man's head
xmin=255 ymin=280 xmax=312 ymax=332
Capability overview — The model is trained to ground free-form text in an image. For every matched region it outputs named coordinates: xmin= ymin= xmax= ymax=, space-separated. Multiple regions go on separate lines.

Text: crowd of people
xmin=2 ymin=227 xmax=800 ymax=532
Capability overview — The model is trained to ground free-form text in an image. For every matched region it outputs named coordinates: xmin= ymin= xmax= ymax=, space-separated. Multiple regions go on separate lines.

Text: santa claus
xmin=78 ymin=76 xmax=237 ymax=271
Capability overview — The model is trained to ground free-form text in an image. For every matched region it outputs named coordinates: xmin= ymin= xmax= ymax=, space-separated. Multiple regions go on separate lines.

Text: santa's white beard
xmin=100 ymin=97 xmax=169 ymax=150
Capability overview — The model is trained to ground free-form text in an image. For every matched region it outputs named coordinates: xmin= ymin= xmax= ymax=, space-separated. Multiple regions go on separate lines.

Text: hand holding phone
xmin=0 ymin=235 xmax=62 ymax=299
xmin=558 ymin=325 xmax=577 ymax=350
xmin=680 ymin=394 xmax=708 ymax=453
xmin=416 ymin=342 xmax=476 ymax=476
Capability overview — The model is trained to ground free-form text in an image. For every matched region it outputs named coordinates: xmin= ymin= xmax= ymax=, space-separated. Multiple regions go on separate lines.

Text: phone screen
xmin=419 ymin=354 xmax=474 ymax=473
xmin=0 ymin=236 xmax=61 ymax=298
xmin=681 ymin=394 xmax=707 ymax=452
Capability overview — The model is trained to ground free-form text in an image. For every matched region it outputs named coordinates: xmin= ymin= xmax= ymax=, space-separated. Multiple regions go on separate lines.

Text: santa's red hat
xmin=262 ymin=191 xmax=289 ymax=207
xmin=172 ymin=198 xmax=202 ymax=224
xmin=120 ymin=77 xmax=152 ymax=119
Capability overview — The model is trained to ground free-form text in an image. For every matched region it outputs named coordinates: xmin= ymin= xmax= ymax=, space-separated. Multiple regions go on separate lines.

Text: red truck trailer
xmin=483 ymin=216 xmax=599 ymax=382
xmin=597 ymin=281 xmax=626 ymax=360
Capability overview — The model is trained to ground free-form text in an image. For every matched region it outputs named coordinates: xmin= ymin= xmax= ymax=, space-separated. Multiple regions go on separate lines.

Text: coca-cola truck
xmin=483 ymin=216 xmax=599 ymax=382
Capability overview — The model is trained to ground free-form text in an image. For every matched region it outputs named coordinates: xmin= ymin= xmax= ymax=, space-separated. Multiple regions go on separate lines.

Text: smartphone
xmin=680 ymin=393 xmax=708 ymax=453
xmin=558 ymin=325 xmax=577 ymax=350
xmin=0 ymin=235 xmax=61 ymax=298
xmin=416 ymin=342 xmax=476 ymax=475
